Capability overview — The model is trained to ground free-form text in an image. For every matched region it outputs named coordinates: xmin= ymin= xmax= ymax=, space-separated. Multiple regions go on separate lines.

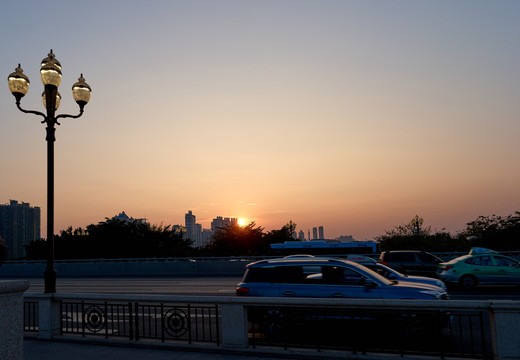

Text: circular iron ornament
xmin=85 ymin=305 xmax=105 ymax=333
xmin=164 ymin=308 xmax=188 ymax=337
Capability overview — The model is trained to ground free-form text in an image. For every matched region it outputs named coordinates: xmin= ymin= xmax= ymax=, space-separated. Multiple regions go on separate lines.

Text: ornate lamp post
xmin=8 ymin=50 xmax=91 ymax=293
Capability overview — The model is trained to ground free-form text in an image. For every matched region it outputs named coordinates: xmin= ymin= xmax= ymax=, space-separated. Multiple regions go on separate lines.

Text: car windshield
xmin=378 ymin=263 xmax=406 ymax=277
xmin=449 ymin=255 xmax=472 ymax=264
xmin=347 ymin=261 xmax=392 ymax=286
xmin=494 ymin=256 xmax=519 ymax=267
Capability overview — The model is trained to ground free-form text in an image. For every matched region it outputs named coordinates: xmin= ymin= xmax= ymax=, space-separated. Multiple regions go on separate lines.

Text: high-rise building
xmin=185 ymin=210 xmax=196 ymax=241
xmin=193 ymin=223 xmax=203 ymax=247
xmin=211 ymin=216 xmax=237 ymax=233
xmin=312 ymin=227 xmax=318 ymax=240
xmin=318 ymin=226 xmax=324 ymax=240
xmin=337 ymin=235 xmax=355 ymax=242
xmin=0 ymin=200 xmax=41 ymax=259
xmin=201 ymin=228 xmax=212 ymax=247
xmin=298 ymin=230 xmax=305 ymax=241
xmin=112 ymin=211 xmax=148 ymax=225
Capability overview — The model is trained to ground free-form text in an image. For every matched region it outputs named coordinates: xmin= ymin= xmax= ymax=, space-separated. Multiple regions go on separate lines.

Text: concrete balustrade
xmin=490 ymin=301 xmax=520 ymax=360
xmin=0 ymin=281 xmax=30 ymax=360
xmin=23 ymin=293 xmax=520 ymax=360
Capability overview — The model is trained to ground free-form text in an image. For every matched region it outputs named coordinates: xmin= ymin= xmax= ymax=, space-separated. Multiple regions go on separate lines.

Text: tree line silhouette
xmin=18 ymin=211 xmax=520 ymax=260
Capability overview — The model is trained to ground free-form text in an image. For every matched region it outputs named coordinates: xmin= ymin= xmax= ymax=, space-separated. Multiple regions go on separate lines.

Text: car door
xmin=417 ymin=252 xmax=442 ymax=277
xmin=323 ymin=266 xmax=382 ymax=299
xmin=466 ymin=255 xmax=500 ymax=284
xmin=277 ymin=265 xmax=329 ymax=298
xmin=392 ymin=253 xmax=417 ymax=274
xmin=491 ymin=256 xmax=520 ymax=284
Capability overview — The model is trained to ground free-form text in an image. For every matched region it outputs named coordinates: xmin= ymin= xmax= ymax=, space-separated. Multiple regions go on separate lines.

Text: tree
xmin=385 ymin=215 xmax=432 ymax=237
xmin=82 ymin=219 xmax=193 ymax=258
xmin=264 ymin=221 xmax=297 ymax=244
xmin=376 ymin=215 xmax=463 ymax=252
xmin=206 ymin=222 xmax=266 ymax=256
xmin=25 ymin=239 xmax=46 ymax=260
xmin=459 ymin=211 xmax=520 ymax=250
xmin=25 ymin=219 xmax=194 ymax=259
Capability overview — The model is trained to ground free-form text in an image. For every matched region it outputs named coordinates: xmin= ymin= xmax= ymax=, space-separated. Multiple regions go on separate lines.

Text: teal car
xmin=437 ymin=248 xmax=520 ymax=289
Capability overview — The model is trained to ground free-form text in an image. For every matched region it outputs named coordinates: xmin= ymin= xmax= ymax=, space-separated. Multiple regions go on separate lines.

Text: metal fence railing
xmin=24 ymin=294 xmax=513 ymax=359
xmin=247 ymin=305 xmax=491 ymax=359
xmin=25 ymin=297 xmax=221 ymax=346
xmin=60 ymin=300 xmax=220 ymax=345
xmin=23 ymin=300 xmax=39 ymax=333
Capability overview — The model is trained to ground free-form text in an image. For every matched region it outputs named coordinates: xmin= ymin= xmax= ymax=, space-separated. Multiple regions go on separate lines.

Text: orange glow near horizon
xmin=1 ymin=2 xmax=520 ymax=243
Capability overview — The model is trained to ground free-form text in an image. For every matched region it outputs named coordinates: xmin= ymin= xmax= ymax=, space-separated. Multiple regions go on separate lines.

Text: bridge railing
xmin=24 ymin=293 xmax=520 ymax=359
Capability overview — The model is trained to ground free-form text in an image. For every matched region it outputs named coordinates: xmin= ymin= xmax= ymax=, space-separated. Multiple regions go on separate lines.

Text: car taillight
xmin=236 ymin=287 xmax=249 ymax=296
xmin=442 ymin=265 xmax=453 ymax=271
xmin=381 ymin=261 xmax=387 ymax=265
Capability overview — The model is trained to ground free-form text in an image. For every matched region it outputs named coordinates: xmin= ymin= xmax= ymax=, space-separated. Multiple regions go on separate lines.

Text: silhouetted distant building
xmin=193 ymin=223 xmax=204 ymax=247
xmin=312 ymin=227 xmax=318 ymax=240
xmin=318 ymin=226 xmax=324 ymax=240
xmin=201 ymin=228 xmax=212 ymax=247
xmin=172 ymin=225 xmax=186 ymax=236
xmin=298 ymin=230 xmax=305 ymax=241
xmin=0 ymin=200 xmax=40 ymax=259
xmin=112 ymin=211 xmax=148 ymax=225
xmin=185 ymin=210 xmax=196 ymax=241
xmin=337 ymin=235 xmax=355 ymax=242
xmin=184 ymin=211 xmax=211 ymax=247
xmin=211 ymin=216 xmax=237 ymax=233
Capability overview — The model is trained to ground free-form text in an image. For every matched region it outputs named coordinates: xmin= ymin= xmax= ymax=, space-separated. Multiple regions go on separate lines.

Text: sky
xmin=1 ymin=1 xmax=519 ymax=241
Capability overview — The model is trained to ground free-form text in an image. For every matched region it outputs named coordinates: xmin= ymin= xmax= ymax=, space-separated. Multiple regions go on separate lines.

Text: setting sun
xmin=237 ymin=218 xmax=247 ymax=227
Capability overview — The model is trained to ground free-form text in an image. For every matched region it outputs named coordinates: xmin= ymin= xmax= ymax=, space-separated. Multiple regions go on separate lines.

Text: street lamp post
xmin=8 ymin=50 xmax=91 ymax=293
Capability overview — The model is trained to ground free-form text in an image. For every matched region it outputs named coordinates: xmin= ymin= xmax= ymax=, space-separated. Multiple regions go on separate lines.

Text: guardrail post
xmin=221 ymin=303 xmax=249 ymax=348
xmin=490 ymin=301 xmax=520 ymax=360
xmin=38 ymin=295 xmax=61 ymax=339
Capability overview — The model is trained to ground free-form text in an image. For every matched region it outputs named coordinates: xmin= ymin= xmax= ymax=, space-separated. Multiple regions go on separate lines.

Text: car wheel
xmin=459 ymin=275 xmax=477 ymax=290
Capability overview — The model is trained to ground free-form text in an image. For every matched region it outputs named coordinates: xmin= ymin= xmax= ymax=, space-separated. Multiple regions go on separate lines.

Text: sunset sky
xmin=1 ymin=1 xmax=519 ymax=241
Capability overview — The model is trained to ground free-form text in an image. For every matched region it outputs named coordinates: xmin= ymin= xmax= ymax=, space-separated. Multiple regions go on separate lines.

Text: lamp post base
xmin=44 ymin=268 xmax=56 ymax=294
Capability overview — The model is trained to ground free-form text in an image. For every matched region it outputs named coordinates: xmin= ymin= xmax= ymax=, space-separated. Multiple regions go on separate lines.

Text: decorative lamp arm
xmin=15 ymin=99 xmax=46 ymax=119
xmin=56 ymin=109 xmax=85 ymax=121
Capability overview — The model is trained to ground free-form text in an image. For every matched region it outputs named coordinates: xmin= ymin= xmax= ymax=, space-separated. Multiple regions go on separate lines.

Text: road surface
xmin=11 ymin=276 xmax=520 ymax=300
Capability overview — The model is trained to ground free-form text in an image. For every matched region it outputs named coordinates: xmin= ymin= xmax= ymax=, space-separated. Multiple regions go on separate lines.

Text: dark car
xmin=379 ymin=250 xmax=443 ymax=278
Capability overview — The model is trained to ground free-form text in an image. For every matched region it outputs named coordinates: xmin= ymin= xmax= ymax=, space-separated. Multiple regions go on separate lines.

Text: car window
xmin=244 ymin=266 xmax=304 ymax=283
xmin=341 ymin=268 xmax=368 ymax=285
xmin=466 ymin=256 xmax=492 ymax=266
xmin=493 ymin=256 xmax=519 ymax=267
xmin=390 ymin=253 xmax=415 ymax=262
xmin=322 ymin=266 xmax=367 ymax=286
xmin=366 ymin=264 xmax=390 ymax=277
xmin=301 ymin=265 xmax=322 ymax=275
xmin=417 ymin=253 xmax=441 ymax=264
xmin=321 ymin=266 xmax=345 ymax=284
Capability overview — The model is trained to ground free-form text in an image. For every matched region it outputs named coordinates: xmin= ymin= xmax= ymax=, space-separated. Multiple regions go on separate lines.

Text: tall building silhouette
xmin=112 ymin=211 xmax=148 ymax=225
xmin=312 ymin=227 xmax=318 ymax=240
xmin=318 ymin=226 xmax=324 ymax=240
xmin=211 ymin=216 xmax=237 ymax=233
xmin=185 ymin=210 xmax=196 ymax=242
xmin=0 ymin=200 xmax=40 ymax=259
